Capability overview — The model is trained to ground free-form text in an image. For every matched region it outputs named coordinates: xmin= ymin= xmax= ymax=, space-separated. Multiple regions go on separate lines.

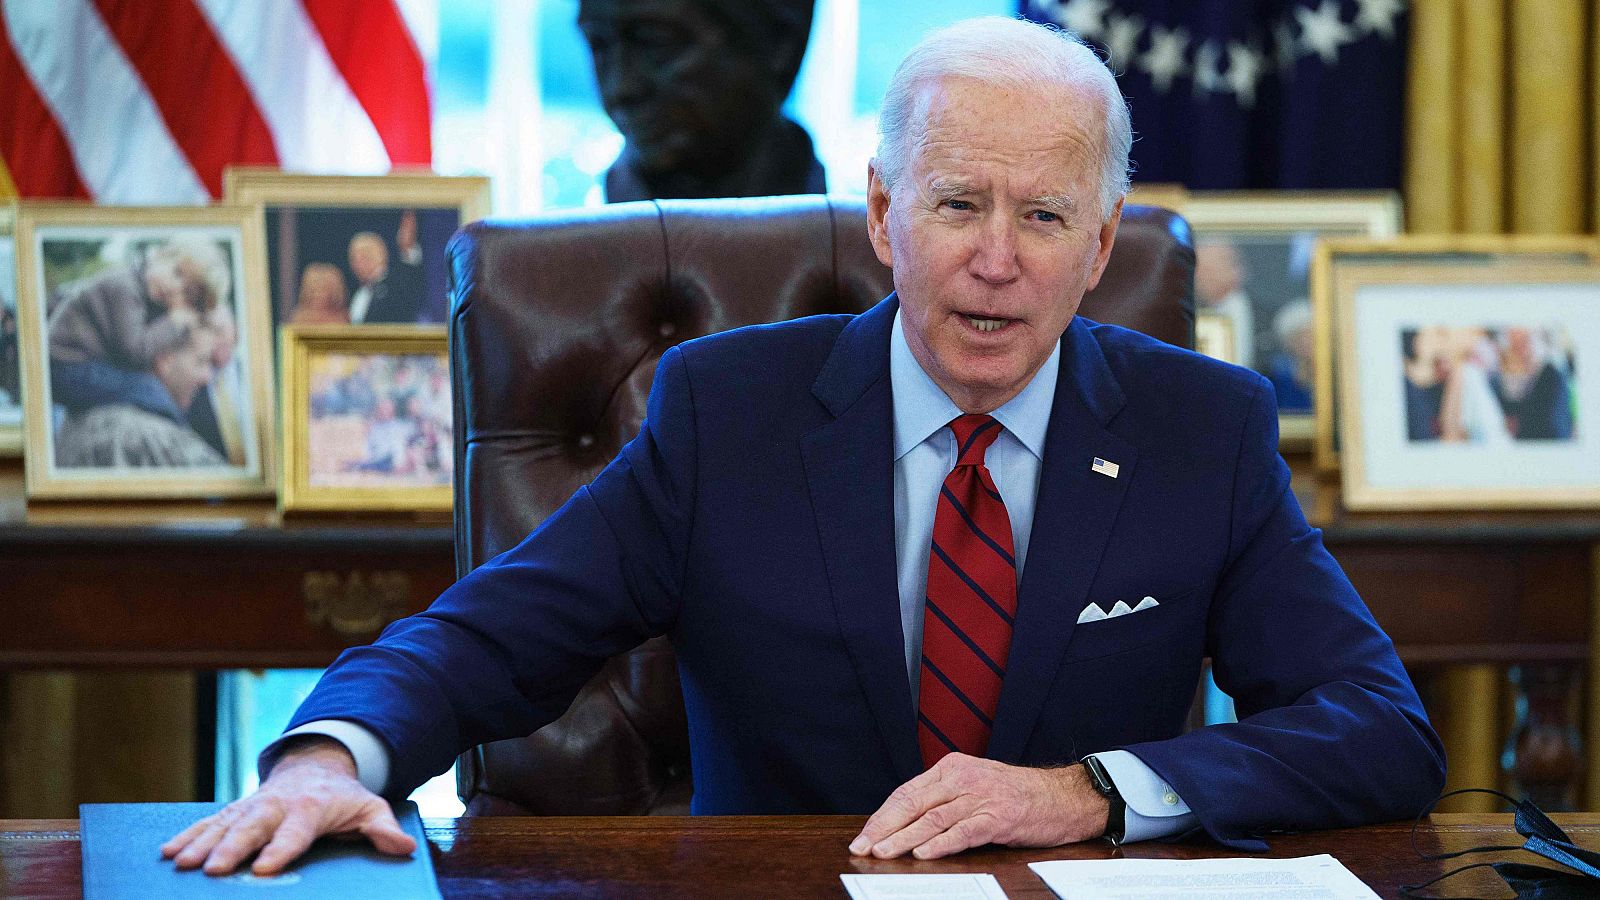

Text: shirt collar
xmin=889 ymin=309 xmax=1059 ymax=462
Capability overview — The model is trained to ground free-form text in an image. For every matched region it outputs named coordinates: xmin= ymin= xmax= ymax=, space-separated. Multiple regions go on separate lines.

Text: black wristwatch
xmin=1082 ymin=756 xmax=1127 ymax=844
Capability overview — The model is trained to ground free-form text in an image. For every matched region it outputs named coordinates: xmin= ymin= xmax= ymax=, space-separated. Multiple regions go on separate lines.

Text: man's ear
xmin=1083 ymin=195 xmax=1124 ymax=293
xmin=866 ymin=161 xmax=895 ymax=270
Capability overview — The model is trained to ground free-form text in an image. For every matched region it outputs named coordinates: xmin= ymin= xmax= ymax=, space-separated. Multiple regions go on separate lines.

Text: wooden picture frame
xmin=279 ymin=324 xmax=450 ymax=514
xmin=1334 ymin=263 xmax=1600 ymax=510
xmin=223 ymin=169 xmax=489 ymax=332
xmin=0 ymin=205 xmax=20 ymax=456
xmin=1194 ymin=313 xmax=1237 ymax=365
xmin=1311 ymin=234 xmax=1600 ymax=474
xmin=1184 ymin=191 xmax=1402 ymax=450
xmin=1127 ymin=182 xmax=1189 ymax=214
xmin=15 ymin=204 xmax=276 ymax=499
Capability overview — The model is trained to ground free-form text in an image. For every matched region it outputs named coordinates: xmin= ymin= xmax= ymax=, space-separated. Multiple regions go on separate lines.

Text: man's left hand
xmin=849 ymin=754 xmax=1109 ymax=859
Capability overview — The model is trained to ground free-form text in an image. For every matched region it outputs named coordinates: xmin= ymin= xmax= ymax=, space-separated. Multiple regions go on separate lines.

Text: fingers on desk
xmin=356 ymin=800 xmax=418 ymax=856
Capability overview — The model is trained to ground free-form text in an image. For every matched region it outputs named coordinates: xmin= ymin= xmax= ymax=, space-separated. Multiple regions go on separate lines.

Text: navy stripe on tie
xmin=940 ymin=485 xmax=1015 ymax=567
xmin=959 ymin=418 xmax=1000 ymax=456
xmin=921 ymin=655 xmax=994 ymax=727
xmin=925 ymin=598 xmax=1006 ymax=678
xmin=979 ymin=481 xmax=1003 ymax=502
xmin=930 ymin=542 xmax=1016 ymax=626
xmin=918 ymin=711 xmax=961 ymax=754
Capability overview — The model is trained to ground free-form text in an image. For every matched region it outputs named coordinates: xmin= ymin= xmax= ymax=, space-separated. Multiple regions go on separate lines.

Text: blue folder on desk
xmin=80 ymin=801 xmax=441 ymax=899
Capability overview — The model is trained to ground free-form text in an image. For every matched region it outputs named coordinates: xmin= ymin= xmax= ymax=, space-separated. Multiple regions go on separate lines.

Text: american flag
xmin=0 ymin=0 xmax=434 ymax=204
xmin=1021 ymin=0 xmax=1407 ymax=190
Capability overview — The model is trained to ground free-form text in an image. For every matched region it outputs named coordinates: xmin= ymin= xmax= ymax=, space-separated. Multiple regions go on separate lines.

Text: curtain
xmin=1406 ymin=0 xmax=1594 ymax=234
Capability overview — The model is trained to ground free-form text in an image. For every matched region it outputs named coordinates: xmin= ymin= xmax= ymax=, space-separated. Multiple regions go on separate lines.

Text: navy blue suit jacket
xmin=291 ymin=296 xmax=1444 ymax=849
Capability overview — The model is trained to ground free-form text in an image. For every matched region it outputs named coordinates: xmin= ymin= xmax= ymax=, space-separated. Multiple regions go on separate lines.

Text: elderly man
xmin=166 ymin=17 xmax=1442 ymax=876
xmin=346 ymin=213 xmax=424 ymax=324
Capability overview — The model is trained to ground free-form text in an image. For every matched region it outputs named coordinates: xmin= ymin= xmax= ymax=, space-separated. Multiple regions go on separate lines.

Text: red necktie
xmin=918 ymin=414 xmax=1017 ymax=768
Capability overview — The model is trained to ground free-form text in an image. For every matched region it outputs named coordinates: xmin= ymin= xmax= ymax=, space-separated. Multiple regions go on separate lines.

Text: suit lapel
xmin=801 ymin=297 xmax=922 ymax=784
xmin=988 ymin=317 xmax=1137 ymax=764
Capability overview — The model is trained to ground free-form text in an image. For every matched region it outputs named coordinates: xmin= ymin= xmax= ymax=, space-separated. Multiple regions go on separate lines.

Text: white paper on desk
xmin=840 ymin=873 xmax=1009 ymax=900
xmin=1029 ymin=854 xmax=1379 ymax=899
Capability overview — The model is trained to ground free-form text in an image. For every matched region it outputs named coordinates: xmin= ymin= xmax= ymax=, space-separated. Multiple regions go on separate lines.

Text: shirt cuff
xmin=1085 ymin=750 xmax=1198 ymax=844
xmin=259 ymin=719 xmax=391 ymax=796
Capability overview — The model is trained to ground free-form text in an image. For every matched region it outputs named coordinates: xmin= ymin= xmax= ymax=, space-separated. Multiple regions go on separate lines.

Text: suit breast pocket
xmin=1062 ymin=587 xmax=1202 ymax=663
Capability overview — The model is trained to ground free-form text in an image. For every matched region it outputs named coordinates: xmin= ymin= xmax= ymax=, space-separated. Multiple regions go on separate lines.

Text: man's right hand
xmin=160 ymin=737 xmax=417 ymax=876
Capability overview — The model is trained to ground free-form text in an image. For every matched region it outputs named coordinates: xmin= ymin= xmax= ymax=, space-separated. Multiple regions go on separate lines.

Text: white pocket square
xmin=1076 ymin=595 xmax=1159 ymax=624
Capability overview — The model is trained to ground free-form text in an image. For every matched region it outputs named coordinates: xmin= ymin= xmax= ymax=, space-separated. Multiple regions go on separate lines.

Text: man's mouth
xmin=963 ymin=315 xmax=1014 ymax=333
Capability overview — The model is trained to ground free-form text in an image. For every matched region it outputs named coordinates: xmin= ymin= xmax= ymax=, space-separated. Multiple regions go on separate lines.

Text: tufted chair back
xmin=446 ymin=195 xmax=1194 ymax=815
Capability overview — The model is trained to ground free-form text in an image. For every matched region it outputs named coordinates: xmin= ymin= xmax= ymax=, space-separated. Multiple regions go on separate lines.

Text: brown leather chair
xmin=445 ymin=195 xmax=1195 ymax=815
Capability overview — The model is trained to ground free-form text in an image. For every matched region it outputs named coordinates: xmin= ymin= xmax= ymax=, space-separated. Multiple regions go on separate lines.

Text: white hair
xmin=874 ymin=16 xmax=1132 ymax=220
xmin=148 ymin=236 xmax=232 ymax=311
xmin=1272 ymin=299 xmax=1314 ymax=345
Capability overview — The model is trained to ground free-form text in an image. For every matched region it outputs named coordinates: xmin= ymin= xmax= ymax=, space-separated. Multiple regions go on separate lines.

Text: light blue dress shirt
xmin=889 ymin=311 xmax=1196 ymax=843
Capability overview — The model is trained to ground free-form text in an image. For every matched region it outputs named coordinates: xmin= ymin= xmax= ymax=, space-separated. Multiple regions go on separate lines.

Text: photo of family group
xmin=306 ymin=351 xmax=452 ymax=489
xmin=33 ymin=230 xmax=260 ymax=477
xmin=1401 ymin=325 xmax=1577 ymax=444
xmin=265 ymin=206 xmax=459 ymax=328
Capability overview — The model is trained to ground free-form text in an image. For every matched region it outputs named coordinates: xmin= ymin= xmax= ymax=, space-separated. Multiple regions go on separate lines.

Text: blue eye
xmin=946 ymin=199 xmax=974 ymax=211
xmin=1032 ymin=210 xmax=1060 ymax=223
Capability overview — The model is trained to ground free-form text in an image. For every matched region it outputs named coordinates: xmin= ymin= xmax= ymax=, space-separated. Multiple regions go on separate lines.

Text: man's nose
xmin=968 ymin=215 xmax=1021 ymax=284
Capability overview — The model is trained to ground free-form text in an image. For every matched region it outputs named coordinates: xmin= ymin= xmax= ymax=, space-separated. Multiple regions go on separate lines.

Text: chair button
xmin=658 ymin=322 xmax=676 ymax=338
xmin=577 ymin=434 xmax=596 ymax=449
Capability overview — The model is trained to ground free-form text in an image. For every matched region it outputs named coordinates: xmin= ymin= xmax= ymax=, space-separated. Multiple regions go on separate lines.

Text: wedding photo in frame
xmin=1334 ymin=263 xmax=1600 ymax=511
xmin=14 ymin=204 xmax=276 ymax=500
xmin=279 ymin=324 xmax=450 ymax=515
xmin=1310 ymin=234 xmax=1600 ymax=474
xmin=223 ymin=169 xmax=490 ymax=332
xmin=1 ymin=205 xmax=20 ymax=456
xmin=1183 ymin=191 xmax=1402 ymax=449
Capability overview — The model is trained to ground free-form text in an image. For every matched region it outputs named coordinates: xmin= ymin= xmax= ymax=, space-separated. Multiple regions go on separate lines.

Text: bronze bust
xmin=578 ymin=0 xmax=824 ymax=201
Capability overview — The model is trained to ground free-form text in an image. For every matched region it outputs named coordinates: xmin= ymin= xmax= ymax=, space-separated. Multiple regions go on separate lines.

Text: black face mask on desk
xmin=1400 ymin=789 xmax=1600 ymax=899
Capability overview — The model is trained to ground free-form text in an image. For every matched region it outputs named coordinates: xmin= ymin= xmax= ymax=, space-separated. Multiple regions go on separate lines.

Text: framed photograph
xmin=280 ymin=325 xmax=450 ymax=514
xmin=1335 ymin=264 xmax=1600 ymax=510
xmin=1311 ymin=235 xmax=1600 ymax=474
xmin=1185 ymin=191 xmax=1402 ymax=449
xmin=1128 ymin=182 xmax=1188 ymax=214
xmin=1194 ymin=313 xmax=1237 ymax=365
xmin=223 ymin=169 xmax=488 ymax=333
xmin=13 ymin=205 xmax=275 ymax=499
xmin=0 ymin=205 xmax=20 ymax=456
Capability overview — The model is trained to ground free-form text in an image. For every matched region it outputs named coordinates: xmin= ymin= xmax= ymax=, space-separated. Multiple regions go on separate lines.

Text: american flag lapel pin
xmin=1091 ymin=457 xmax=1120 ymax=479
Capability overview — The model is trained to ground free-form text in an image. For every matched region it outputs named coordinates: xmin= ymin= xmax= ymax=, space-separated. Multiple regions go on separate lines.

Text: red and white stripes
xmin=0 ymin=0 xmax=432 ymax=203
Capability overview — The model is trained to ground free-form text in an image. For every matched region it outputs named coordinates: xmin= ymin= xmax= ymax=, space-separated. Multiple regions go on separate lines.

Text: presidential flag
xmin=0 ymin=0 xmax=435 ymax=203
xmin=1021 ymin=0 xmax=1408 ymax=190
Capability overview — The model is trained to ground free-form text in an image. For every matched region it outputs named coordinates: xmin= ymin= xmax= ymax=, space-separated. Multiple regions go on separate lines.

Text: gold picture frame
xmin=1311 ymin=234 xmax=1600 ymax=474
xmin=15 ymin=203 xmax=276 ymax=499
xmin=1127 ymin=182 xmax=1189 ymax=215
xmin=1334 ymin=263 xmax=1600 ymax=511
xmin=1184 ymin=191 xmax=1402 ymax=451
xmin=1194 ymin=313 xmax=1237 ymax=365
xmin=0 ymin=204 xmax=20 ymax=456
xmin=223 ymin=168 xmax=489 ymax=330
xmin=279 ymin=324 xmax=450 ymax=515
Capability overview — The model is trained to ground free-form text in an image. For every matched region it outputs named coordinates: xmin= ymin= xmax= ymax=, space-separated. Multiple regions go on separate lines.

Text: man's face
xmin=867 ymin=77 xmax=1121 ymax=413
xmin=154 ymin=328 xmax=218 ymax=412
xmin=578 ymin=0 xmax=784 ymax=175
xmin=349 ymin=239 xmax=388 ymax=285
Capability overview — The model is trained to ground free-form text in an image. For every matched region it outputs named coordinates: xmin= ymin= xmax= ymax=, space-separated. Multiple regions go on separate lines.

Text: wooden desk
xmin=1 ymin=456 xmax=1597 ymax=808
xmin=2 ymin=814 xmax=1595 ymax=899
